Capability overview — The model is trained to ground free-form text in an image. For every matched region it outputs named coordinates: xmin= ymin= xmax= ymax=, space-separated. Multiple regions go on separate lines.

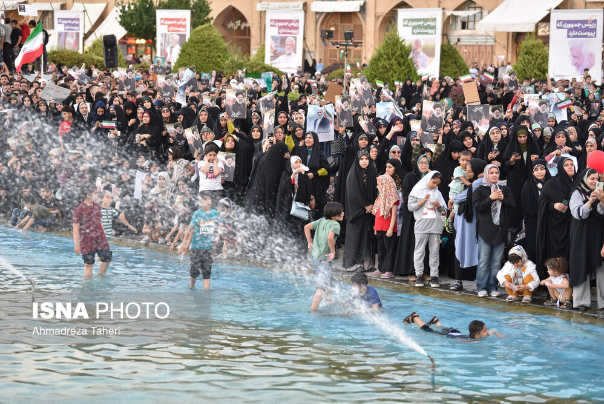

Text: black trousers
xmin=454 ymin=258 xmax=477 ymax=282
xmin=3 ymin=42 xmax=13 ymax=71
xmin=376 ymin=231 xmax=397 ymax=273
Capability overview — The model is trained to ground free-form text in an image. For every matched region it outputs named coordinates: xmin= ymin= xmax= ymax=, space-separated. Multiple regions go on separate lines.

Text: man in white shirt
xmin=167 ymin=34 xmax=181 ymax=64
xmin=410 ymin=38 xmax=428 ymax=69
xmin=273 ymin=37 xmax=298 ymax=67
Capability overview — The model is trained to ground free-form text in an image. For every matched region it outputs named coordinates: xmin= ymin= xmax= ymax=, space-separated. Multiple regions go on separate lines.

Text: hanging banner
xmin=156 ymin=10 xmax=191 ymax=66
xmin=54 ymin=10 xmax=84 ymax=53
xmin=265 ymin=10 xmax=305 ymax=74
xmin=549 ymin=9 xmax=603 ymax=81
xmin=397 ymin=8 xmax=442 ymax=79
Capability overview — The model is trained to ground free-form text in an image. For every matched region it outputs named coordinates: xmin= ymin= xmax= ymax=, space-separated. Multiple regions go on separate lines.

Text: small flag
xmin=484 ymin=72 xmax=494 ymax=82
xmin=346 ymin=64 xmax=351 ymax=73
xmin=422 ymin=74 xmax=429 ymax=82
xmin=460 ymin=74 xmax=472 ymax=83
xmin=307 ymin=79 xmax=316 ymax=84
xmin=375 ymin=80 xmax=384 ymax=88
xmin=555 ymin=98 xmax=572 ymax=109
xmin=356 ymin=60 xmax=360 ymax=70
xmin=102 ymin=121 xmax=116 ymax=129
xmin=17 ymin=121 xmax=29 ymax=130
xmin=395 ymin=80 xmax=401 ymax=87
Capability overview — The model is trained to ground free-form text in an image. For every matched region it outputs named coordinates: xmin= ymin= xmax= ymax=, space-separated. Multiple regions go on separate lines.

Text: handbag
xmin=290 ymin=194 xmax=311 ymax=220
xmin=327 ymin=155 xmax=340 ymax=174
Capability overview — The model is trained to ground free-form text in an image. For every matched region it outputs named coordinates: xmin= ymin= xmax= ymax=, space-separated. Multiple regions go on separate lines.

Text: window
xmin=41 ymin=11 xmax=54 ymax=30
xmin=449 ymin=1 xmax=485 ymax=31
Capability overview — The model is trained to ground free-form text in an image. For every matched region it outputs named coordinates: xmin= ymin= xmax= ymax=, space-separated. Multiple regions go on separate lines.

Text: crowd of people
xmin=2 ymin=57 xmax=604 ymax=312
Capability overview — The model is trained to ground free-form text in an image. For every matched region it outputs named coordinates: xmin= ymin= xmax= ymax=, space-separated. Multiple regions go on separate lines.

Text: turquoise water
xmin=1 ymin=227 xmax=603 ymax=403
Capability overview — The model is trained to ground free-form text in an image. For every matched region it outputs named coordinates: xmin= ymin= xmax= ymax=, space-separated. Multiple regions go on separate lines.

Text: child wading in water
xmin=541 ymin=257 xmax=572 ymax=308
xmin=179 ymin=192 xmax=221 ymax=290
xmin=304 ymin=202 xmax=344 ymax=311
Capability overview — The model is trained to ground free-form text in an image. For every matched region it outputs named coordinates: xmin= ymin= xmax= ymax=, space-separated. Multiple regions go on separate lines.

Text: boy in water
xmin=350 ymin=273 xmax=383 ymax=311
xmin=403 ymin=313 xmax=502 ymax=339
xmin=179 ymin=191 xmax=221 ymax=290
xmin=304 ymin=202 xmax=344 ymax=311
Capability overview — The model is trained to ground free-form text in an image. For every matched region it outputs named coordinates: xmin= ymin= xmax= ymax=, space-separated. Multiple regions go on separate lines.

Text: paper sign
xmin=39 ymin=83 xmax=72 ymax=102
xmin=462 ymin=82 xmax=480 ymax=105
xmin=324 ymin=83 xmax=344 ymax=104
xmin=18 ymin=4 xmax=37 ymax=16
xmin=134 ymin=170 xmax=147 ymax=201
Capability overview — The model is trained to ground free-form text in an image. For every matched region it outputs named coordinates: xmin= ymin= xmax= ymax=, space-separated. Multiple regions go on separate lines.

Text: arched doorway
xmin=378 ymin=1 xmax=412 ymax=45
xmin=321 ymin=13 xmax=364 ymax=67
xmin=214 ymin=6 xmax=251 ymax=56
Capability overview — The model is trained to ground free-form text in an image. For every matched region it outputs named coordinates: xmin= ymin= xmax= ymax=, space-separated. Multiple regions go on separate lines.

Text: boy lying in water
xmin=403 ymin=313 xmax=503 ymax=339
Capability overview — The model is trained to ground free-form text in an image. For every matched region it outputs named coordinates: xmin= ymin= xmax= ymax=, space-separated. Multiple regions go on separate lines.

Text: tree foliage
xmin=513 ymin=33 xmax=549 ymax=80
xmin=174 ymin=24 xmax=229 ymax=71
xmin=85 ymin=37 xmax=127 ymax=67
xmin=48 ymin=49 xmax=105 ymax=68
xmin=223 ymin=43 xmax=284 ymax=76
xmin=440 ymin=44 xmax=469 ymax=79
xmin=364 ymin=32 xmax=419 ymax=87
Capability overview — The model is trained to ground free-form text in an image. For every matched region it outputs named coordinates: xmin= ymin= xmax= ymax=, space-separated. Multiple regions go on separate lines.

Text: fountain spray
xmin=0 ymin=257 xmax=36 ymax=303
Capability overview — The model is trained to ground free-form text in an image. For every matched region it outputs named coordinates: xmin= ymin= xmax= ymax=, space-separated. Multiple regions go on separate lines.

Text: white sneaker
xmin=478 ymin=291 xmax=488 ymax=298
xmin=490 ymin=290 xmax=501 ymax=297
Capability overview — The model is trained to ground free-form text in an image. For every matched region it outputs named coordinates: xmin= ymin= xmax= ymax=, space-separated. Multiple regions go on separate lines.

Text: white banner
xmin=156 ymin=10 xmax=191 ymax=66
xmin=265 ymin=10 xmax=305 ymax=74
xmin=18 ymin=4 xmax=38 ymax=16
xmin=548 ymin=9 xmax=603 ymax=81
xmin=397 ymin=8 xmax=442 ymax=79
xmin=54 ymin=10 xmax=84 ymax=53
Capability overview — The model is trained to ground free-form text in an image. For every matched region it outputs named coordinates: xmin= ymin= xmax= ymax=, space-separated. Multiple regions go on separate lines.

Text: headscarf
xmin=385 ymin=158 xmax=406 ymax=190
xmin=409 ymin=170 xmax=447 ymax=219
xmin=521 ymin=158 xmax=552 ymax=217
xmin=482 ymin=163 xmax=502 ymax=225
xmin=574 ymin=168 xmax=598 ymax=202
xmin=345 ymin=149 xmax=378 ymax=222
xmin=508 ymin=245 xmax=529 ymax=285
xmin=389 ymin=144 xmax=401 ymax=160
xmin=463 ymin=159 xmax=488 ymax=223
xmin=149 ymin=172 xmax=171 ymax=202
xmin=372 ymin=174 xmax=399 ymax=218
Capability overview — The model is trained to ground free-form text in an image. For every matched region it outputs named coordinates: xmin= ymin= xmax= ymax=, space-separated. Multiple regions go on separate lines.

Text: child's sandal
xmin=428 ymin=317 xmax=439 ymax=326
xmin=506 ymin=295 xmax=517 ymax=301
xmin=543 ymin=298 xmax=557 ymax=306
xmin=403 ymin=312 xmax=418 ymax=325
xmin=559 ymin=301 xmax=570 ymax=309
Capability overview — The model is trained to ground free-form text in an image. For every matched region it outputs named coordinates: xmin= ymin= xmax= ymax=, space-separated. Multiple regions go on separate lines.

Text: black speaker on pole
xmin=103 ymin=35 xmax=118 ymax=68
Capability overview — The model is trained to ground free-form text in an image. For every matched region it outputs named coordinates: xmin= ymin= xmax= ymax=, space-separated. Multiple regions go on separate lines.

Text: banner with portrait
xmin=54 ymin=10 xmax=84 ymax=53
xmin=397 ymin=8 xmax=442 ymax=79
xmin=156 ymin=10 xmax=191 ymax=66
xmin=467 ymin=104 xmax=490 ymax=139
xmin=420 ymin=100 xmax=444 ymax=144
xmin=265 ymin=10 xmax=305 ymax=74
xmin=548 ymin=9 xmax=603 ymax=81
xmin=225 ymin=89 xmax=248 ymax=120
xmin=335 ymin=95 xmax=353 ymax=128
xmin=307 ymin=104 xmax=335 ymax=142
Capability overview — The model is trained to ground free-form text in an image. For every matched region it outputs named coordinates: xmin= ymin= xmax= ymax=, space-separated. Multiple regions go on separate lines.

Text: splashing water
xmin=0 ymin=256 xmax=36 ymax=303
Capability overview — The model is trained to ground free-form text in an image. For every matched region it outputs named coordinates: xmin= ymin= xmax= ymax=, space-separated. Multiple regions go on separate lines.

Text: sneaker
xmin=450 ymin=281 xmax=463 ymax=291
xmin=408 ymin=275 xmax=417 ymax=283
xmin=430 ymin=277 xmax=440 ymax=288
xmin=415 ymin=279 xmax=424 ymax=287
xmin=381 ymin=272 xmax=394 ymax=279
xmin=368 ymin=269 xmax=382 ymax=278
xmin=490 ymin=290 xmax=501 ymax=297
xmin=140 ymin=235 xmax=150 ymax=244
xmin=477 ymin=290 xmax=488 ymax=298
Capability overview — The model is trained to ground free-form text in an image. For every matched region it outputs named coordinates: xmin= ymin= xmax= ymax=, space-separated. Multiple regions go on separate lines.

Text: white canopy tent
xmin=84 ymin=6 xmax=126 ymax=49
xmin=34 ymin=3 xmax=66 ymax=11
xmin=475 ymin=0 xmax=563 ymax=32
xmin=0 ymin=0 xmax=26 ymax=11
xmin=71 ymin=2 xmax=106 ymax=34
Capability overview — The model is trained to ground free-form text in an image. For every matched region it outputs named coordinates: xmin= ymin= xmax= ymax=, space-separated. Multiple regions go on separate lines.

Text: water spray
xmin=428 ymin=355 xmax=436 ymax=390
xmin=0 ymin=257 xmax=36 ymax=303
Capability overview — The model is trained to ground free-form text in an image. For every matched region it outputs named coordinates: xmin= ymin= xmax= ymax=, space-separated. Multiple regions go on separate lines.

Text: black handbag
xmin=327 ymin=155 xmax=340 ymax=174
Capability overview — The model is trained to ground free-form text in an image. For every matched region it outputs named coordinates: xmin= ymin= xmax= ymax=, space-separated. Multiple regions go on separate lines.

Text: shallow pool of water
xmin=0 ymin=227 xmax=603 ymax=403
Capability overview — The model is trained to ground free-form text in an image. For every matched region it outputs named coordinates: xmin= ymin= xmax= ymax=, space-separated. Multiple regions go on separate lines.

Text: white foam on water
xmin=0 ymin=256 xmax=27 ymax=280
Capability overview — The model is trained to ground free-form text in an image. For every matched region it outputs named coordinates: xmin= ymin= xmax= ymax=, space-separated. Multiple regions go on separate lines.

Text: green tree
xmin=440 ymin=43 xmax=469 ymax=78
xmin=223 ymin=43 xmax=284 ymax=76
xmin=174 ymin=24 xmax=229 ymax=71
xmin=513 ymin=33 xmax=548 ymax=80
xmin=157 ymin=0 xmax=213 ymax=29
xmin=85 ymin=37 xmax=127 ymax=67
xmin=364 ymin=32 xmax=419 ymax=87
xmin=117 ymin=0 xmax=156 ymax=41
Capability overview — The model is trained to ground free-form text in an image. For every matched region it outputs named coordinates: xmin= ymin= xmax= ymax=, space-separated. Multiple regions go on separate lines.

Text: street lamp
xmin=320 ymin=29 xmax=359 ymax=95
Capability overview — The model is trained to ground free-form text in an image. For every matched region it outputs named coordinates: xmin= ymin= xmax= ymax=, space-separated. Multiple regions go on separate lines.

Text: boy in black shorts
xmin=403 ymin=313 xmax=502 ymax=339
xmin=178 ymin=192 xmax=221 ymax=289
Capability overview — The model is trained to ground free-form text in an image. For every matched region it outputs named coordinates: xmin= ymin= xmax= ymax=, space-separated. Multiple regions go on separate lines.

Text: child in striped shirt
xmin=100 ymin=191 xmax=138 ymax=242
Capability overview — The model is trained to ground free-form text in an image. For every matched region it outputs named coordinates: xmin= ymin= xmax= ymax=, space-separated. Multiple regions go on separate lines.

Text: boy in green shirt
xmin=304 ymin=202 xmax=344 ymax=311
xmin=15 ymin=194 xmax=55 ymax=232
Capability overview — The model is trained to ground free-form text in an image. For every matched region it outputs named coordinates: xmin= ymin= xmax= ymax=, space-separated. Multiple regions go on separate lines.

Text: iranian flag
xmin=356 ymin=60 xmax=360 ymax=70
xmin=346 ymin=64 xmax=351 ymax=73
xmin=460 ymin=74 xmax=472 ymax=83
xmin=484 ymin=72 xmax=494 ymax=82
xmin=556 ymin=98 xmax=572 ymax=109
xmin=421 ymin=74 xmax=429 ymax=82
xmin=15 ymin=22 xmax=44 ymax=74
xmin=102 ymin=121 xmax=116 ymax=129
xmin=375 ymin=80 xmax=384 ymax=88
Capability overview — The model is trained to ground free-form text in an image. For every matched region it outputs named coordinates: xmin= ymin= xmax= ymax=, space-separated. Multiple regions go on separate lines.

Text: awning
xmin=35 ymin=3 xmax=66 ymax=11
xmin=84 ymin=6 xmax=126 ymax=48
xmin=475 ymin=0 xmax=563 ymax=32
xmin=0 ymin=0 xmax=27 ymax=11
xmin=311 ymin=0 xmax=364 ymax=13
xmin=445 ymin=10 xmax=480 ymax=17
xmin=256 ymin=1 xmax=304 ymax=11
xmin=71 ymin=2 xmax=107 ymax=33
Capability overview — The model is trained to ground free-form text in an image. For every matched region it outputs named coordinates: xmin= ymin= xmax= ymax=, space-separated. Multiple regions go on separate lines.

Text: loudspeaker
xmin=103 ymin=35 xmax=118 ymax=68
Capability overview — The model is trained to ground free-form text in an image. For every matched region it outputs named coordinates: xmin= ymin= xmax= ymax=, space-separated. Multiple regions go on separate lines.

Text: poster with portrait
xmin=548 ymin=93 xmax=568 ymax=124
xmin=524 ymin=94 xmax=543 ymax=127
xmin=152 ymin=57 xmax=166 ymax=75
xmin=179 ymin=66 xmax=198 ymax=91
xmin=376 ymin=102 xmax=402 ymax=122
xmin=185 ymin=127 xmax=203 ymax=155
xmin=263 ymin=109 xmax=275 ymax=137
xmin=549 ymin=9 xmax=603 ymax=81
xmin=359 ymin=116 xmax=377 ymax=138
xmin=118 ymin=68 xmax=137 ymax=91
xmin=218 ymin=152 xmax=236 ymax=182
xmin=157 ymin=74 xmax=175 ymax=98
xmin=467 ymin=104 xmax=490 ymax=139
xmin=156 ymin=10 xmax=191 ymax=66
xmin=258 ymin=92 xmax=276 ymax=116
xmin=420 ymin=100 xmax=444 ymax=144
xmin=397 ymin=9 xmax=442 ymax=79
xmin=335 ymin=95 xmax=353 ymax=128
xmin=54 ymin=10 xmax=84 ymax=53
xmin=224 ymin=89 xmax=247 ymax=120
xmin=490 ymin=105 xmax=503 ymax=122
xmin=265 ymin=10 xmax=305 ymax=74
xmin=307 ymin=104 xmax=335 ymax=142
xmin=354 ymin=76 xmax=375 ymax=106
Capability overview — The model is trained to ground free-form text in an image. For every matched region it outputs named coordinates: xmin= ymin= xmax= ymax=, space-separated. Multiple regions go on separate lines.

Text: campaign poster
xmin=218 ymin=152 xmax=236 ymax=182
xmin=467 ymin=104 xmax=490 ymax=139
xmin=152 ymin=57 xmax=166 ymax=75
xmin=118 ymin=68 xmax=136 ymax=92
xmin=157 ymin=74 xmax=175 ymax=98
xmin=185 ymin=127 xmax=203 ymax=155
xmin=376 ymin=102 xmax=402 ymax=122
xmin=54 ymin=11 xmax=84 ymax=53
xmin=356 ymin=76 xmax=374 ymax=106
xmin=359 ymin=116 xmax=377 ymax=138
xmin=548 ymin=93 xmax=568 ymax=124
xmin=265 ymin=10 xmax=305 ymax=74
xmin=307 ymin=104 xmax=335 ymax=142
xmin=549 ymin=9 xmax=603 ymax=81
xmin=225 ymin=89 xmax=247 ymax=120
xmin=156 ymin=10 xmax=191 ymax=66
xmin=258 ymin=92 xmax=276 ymax=116
xmin=179 ymin=66 xmax=198 ymax=91
xmin=490 ymin=105 xmax=503 ymax=122
xmin=349 ymin=87 xmax=364 ymax=114
xmin=524 ymin=94 xmax=544 ymax=127
xmin=420 ymin=100 xmax=444 ymax=144
xmin=335 ymin=95 xmax=353 ymax=128
xmin=263 ymin=109 xmax=275 ymax=137
xmin=397 ymin=8 xmax=442 ymax=79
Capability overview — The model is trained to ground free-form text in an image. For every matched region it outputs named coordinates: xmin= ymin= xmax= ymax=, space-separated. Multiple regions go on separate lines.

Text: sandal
xmin=543 ymin=298 xmax=557 ymax=306
xmin=559 ymin=301 xmax=571 ymax=309
xmin=506 ymin=295 xmax=517 ymax=301
xmin=403 ymin=312 xmax=418 ymax=325
xmin=522 ymin=295 xmax=532 ymax=303
xmin=428 ymin=317 xmax=439 ymax=326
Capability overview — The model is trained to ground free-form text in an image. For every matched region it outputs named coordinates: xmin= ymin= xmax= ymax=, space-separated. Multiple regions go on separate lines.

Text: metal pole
xmin=343 ymin=46 xmax=347 ymax=96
